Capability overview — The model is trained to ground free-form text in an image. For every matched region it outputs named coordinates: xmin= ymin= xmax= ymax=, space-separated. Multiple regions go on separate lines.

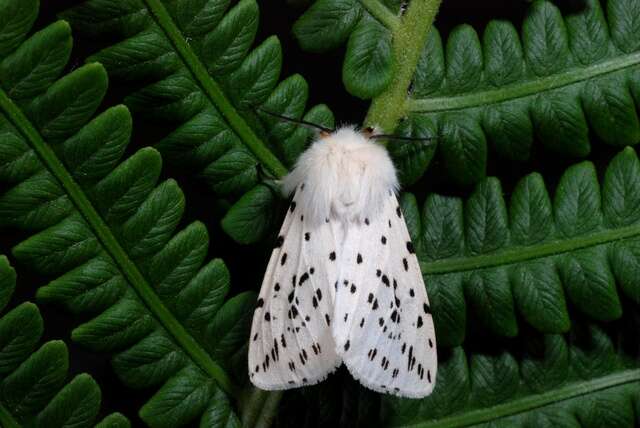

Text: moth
xmin=248 ymin=125 xmax=437 ymax=398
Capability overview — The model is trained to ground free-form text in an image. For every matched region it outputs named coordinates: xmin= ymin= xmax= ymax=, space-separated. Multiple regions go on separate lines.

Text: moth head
xmin=283 ymin=126 xmax=398 ymax=225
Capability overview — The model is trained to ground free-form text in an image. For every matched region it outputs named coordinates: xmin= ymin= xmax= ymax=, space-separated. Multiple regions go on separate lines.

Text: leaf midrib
xmin=408 ymin=51 xmax=640 ymax=113
xmin=0 ymin=86 xmax=235 ymax=397
xmin=421 ymin=222 xmax=640 ymax=275
xmin=400 ymin=369 xmax=640 ymax=428
xmin=140 ymin=0 xmax=288 ymax=178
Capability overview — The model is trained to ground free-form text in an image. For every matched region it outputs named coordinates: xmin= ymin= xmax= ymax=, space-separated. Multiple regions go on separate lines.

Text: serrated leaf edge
xmin=0 ymin=75 xmax=235 ymax=397
xmin=140 ymin=0 xmax=288 ymax=179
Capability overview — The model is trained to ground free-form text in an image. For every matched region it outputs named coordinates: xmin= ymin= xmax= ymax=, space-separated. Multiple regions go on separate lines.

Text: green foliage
xmin=410 ymin=0 xmax=640 ymax=186
xmin=0 ymin=256 xmax=129 ymax=428
xmin=295 ymin=0 xmax=640 ymax=187
xmin=402 ymin=146 xmax=640 ymax=347
xmin=0 ymin=1 xmax=252 ymax=425
xmin=384 ymin=314 xmax=640 ymax=427
xmin=61 ymin=0 xmax=334 ymax=244
xmin=293 ymin=0 xmax=396 ymax=99
xmin=5 ymin=0 xmax=640 ymax=426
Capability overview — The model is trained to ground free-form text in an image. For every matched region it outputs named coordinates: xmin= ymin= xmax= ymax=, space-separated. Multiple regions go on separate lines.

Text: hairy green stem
xmin=0 ymin=83 xmax=236 ymax=398
xmin=422 ymin=222 xmax=640 ymax=275
xmin=142 ymin=0 xmax=289 ymax=179
xmin=0 ymin=403 xmax=20 ymax=428
xmin=402 ymin=369 xmax=640 ymax=428
xmin=364 ymin=0 xmax=442 ymax=133
xmin=360 ymin=0 xmax=400 ymax=30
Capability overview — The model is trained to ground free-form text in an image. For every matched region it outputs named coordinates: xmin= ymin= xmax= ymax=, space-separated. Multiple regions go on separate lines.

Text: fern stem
xmin=0 ymin=403 xmax=20 ymax=428
xmin=421 ymin=222 xmax=640 ymax=275
xmin=359 ymin=0 xmax=400 ymax=30
xmin=241 ymin=389 xmax=283 ymax=428
xmin=408 ymin=51 xmax=640 ymax=113
xmin=364 ymin=0 xmax=442 ymax=133
xmin=400 ymin=369 xmax=640 ymax=428
xmin=0 ymin=84 xmax=236 ymax=398
xmin=141 ymin=0 xmax=289 ymax=179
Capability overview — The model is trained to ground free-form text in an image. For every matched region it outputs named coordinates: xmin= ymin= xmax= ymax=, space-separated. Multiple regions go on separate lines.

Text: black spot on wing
xmin=256 ymin=298 xmax=264 ymax=308
xmin=403 ymin=258 xmax=409 ymax=271
xmin=281 ymin=253 xmax=287 ymax=265
xmin=275 ymin=236 xmax=284 ymax=248
xmin=381 ymin=235 xmax=387 ymax=245
xmin=381 ymin=275 xmax=390 ymax=287
xmin=298 ymin=272 xmax=309 ymax=285
xmin=304 ymin=232 xmax=310 ymax=241
xmin=289 ymin=202 xmax=296 ymax=212
xmin=357 ymin=253 xmax=363 ymax=264
xmin=396 ymin=206 xmax=402 ymax=218
xmin=329 ymin=251 xmax=336 ymax=261
xmin=407 ymin=241 xmax=415 ymax=254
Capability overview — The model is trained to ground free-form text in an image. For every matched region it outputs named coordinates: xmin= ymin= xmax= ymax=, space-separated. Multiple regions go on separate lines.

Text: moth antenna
xmin=254 ymin=106 xmax=335 ymax=134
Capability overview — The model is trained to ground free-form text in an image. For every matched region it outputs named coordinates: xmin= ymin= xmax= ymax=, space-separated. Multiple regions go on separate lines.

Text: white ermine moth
xmin=248 ymin=126 xmax=437 ymax=398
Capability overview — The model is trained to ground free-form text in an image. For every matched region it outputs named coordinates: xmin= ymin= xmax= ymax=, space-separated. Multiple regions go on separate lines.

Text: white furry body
xmin=249 ymin=127 xmax=437 ymax=398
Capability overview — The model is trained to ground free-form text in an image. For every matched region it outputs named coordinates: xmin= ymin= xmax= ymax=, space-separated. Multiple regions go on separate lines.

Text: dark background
xmin=4 ymin=0 xmax=606 ymax=426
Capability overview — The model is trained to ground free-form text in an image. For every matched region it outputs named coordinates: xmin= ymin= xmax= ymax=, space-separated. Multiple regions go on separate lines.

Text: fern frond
xmin=385 ymin=312 xmax=640 ymax=427
xmin=0 ymin=2 xmax=252 ymax=425
xmin=61 ymin=0 xmax=335 ymax=244
xmin=0 ymin=256 xmax=130 ymax=428
xmin=294 ymin=0 xmax=640 ymax=187
xmin=403 ymin=146 xmax=640 ymax=347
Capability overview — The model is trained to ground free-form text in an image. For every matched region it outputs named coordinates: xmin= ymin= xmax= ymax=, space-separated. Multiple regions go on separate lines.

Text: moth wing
xmin=249 ymin=190 xmax=342 ymax=389
xmin=333 ymin=191 xmax=437 ymax=398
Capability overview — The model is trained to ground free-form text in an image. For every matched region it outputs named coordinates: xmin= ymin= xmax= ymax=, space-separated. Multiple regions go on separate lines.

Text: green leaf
xmin=62 ymin=0 xmax=335 ymax=244
xmin=221 ymin=184 xmax=279 ymax=245
xmin=406 ymin=0 xmax=640 ymax=186
xmin=292 ymin=0 xmax=362 ymax=52
xmin=387 ymin=115 xmax=438 ymax=186
xmin=0 ymin=257 xmax=125 ymax=428
xmin=413 ymin=147 xmax=640 ymax=347
xmin=95 ymin=412 xmax=132 ymax=428
xmin=383 ymin=317 xmax=640 ymax=427
xmin=0 ymin=4 xmax=255 ymax=425
xmin=342 ymin=16 xmax=393 ymax=99
xmin=295 ymin=0 xmax=640 ymax=187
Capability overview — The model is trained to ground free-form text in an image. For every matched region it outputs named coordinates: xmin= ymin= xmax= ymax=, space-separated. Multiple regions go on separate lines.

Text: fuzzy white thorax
xmin=282 ymin=126 xmax=399 ymax=225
